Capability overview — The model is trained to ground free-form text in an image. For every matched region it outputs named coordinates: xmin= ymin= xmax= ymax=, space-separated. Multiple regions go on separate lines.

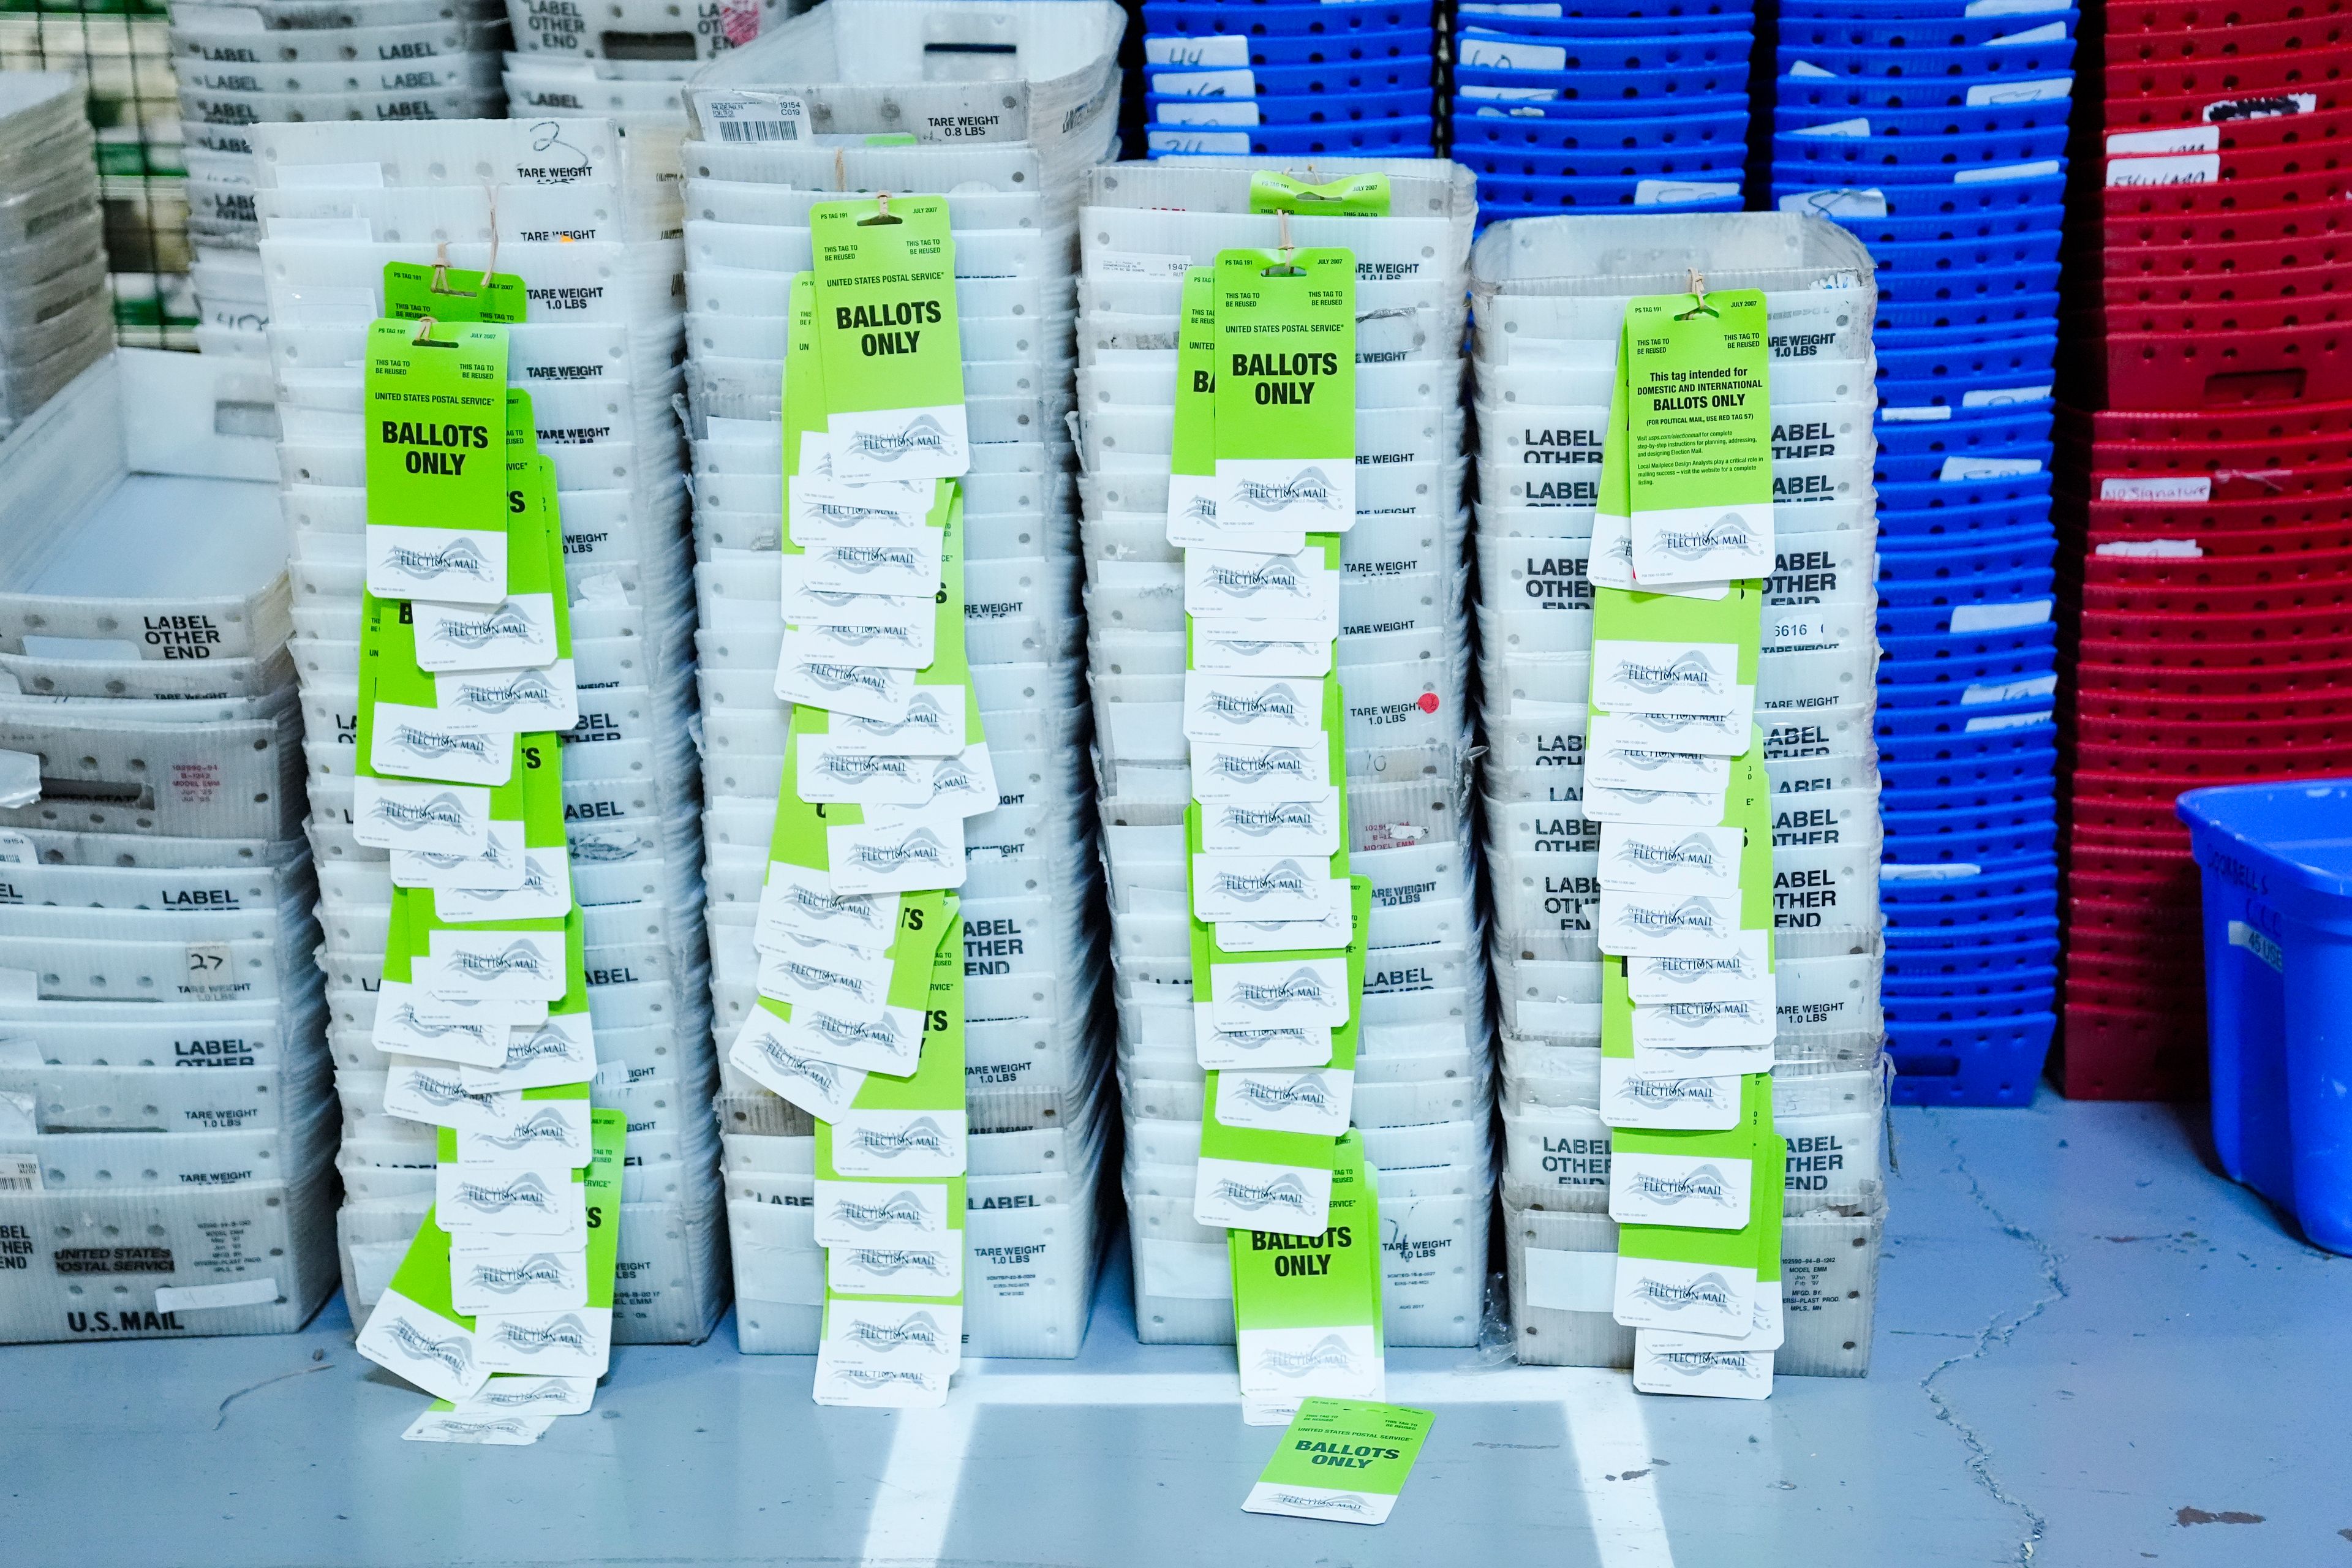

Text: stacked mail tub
xmin=1079 ymin=157 xmax=1490 ymax=1349
xmin=1472 ymin=214 xmax=1888 ymax=1376
xmin=0 ymin=350 xmax=339 ymax=1343
xmin=169 ymin=0 xmax=511 ymax=355
xmin=679 ymin=0 xmax=1124 ymax=1359
xmin=256 ymin=118 xmax=725 ymax=1346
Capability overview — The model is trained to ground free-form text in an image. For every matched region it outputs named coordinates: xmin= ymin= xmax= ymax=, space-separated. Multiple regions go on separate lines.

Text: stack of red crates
xmin=2054 ymin=0 xmax=2352 ymax=1098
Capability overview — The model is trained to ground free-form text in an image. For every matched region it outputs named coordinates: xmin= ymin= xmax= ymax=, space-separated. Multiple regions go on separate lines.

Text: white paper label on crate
xmin=2094 ymin=538 xmax=2203 ymax=558
xmin=1962 ymin=674 xmax=2059 ymax=706
xmin=1591 ymin=639 xmax=1741 ymax=717
xmin=2100 ymin=476 xmax=2211 ymax=503
xmin=154 ymin=1276 xmax=280 ymax=1313
xmin=349 ymin=1240 xmax=407 ymax=1307
xmin=1962 ymin=384 xmax=2052 ymax=407
xmin=1093 ymin=251 xmax=1196 ymax=282
xmin=1635 ymin=179 xmax=1742 ymax=206
xmin=0 ymin=750 xmax=38 ymax=810
xmin=1778 ymin=187 xmax=1888 ymax=219
xmin=2108 ymin=152 xmax=2221 ymax=187
xmin=182 ymin=942 xmax=239 ymax=1001
xmin=1879 ymin=404 xmax=1951 ymax=423
xmin=0 ymin=1153 xmax=37 ymax=1192
xmin=1988 ymin=20 xmax=2068 ymax=42
xmin=1940 ymin=456 xmax=2043 ymax=482
xmin=1147 ymin=130 xmax=1254 ymax=155
xmin=1144 ymin=34 xmax=1250 ymax=67
xmin=1967 ymin=0 xmax=2069 ymax=13
xmin=1152 ymin=67 xmax=1255 ymax=97
xmin=2204 ymin=92 xmax=2315 ymax=121
xmin=1794 ymin=118 xmax=1871 ymax=138
xmin=1787 ymin=60 xmax=1834 ymax=77
xmin=1523 ymin=1246 xmax=1617 ymax=1313
xmin=0 ymin=830 xmax=30 ymax=864
xmin=1964 ymin=709 xmax=2052 ymax=733
xmin=0 ymin=1095 xmax=33 ymax=1136
xmin=1953 ymin=159 xmax=2062 ymax=184
xmin=1966 ymin=78 xmax=2071 ymax=105
xmin=1159 ymin=99 xmax=1261 ymax=127
xmin=695 ymin=91 xmax=810 ymax=145
xmin=1460 ymin=84 xmax=1559 ymax=101
xmin=1461 ymin=36 xmax=1566 ymax=69
xmin=1462 ymin=1 xmax=1564 ymax=12
xmin=1880 ymin=862 xmax=1981 ymax=881
xmin=1948 ymin=598 xmax=2053 ymax=633
xmin=2229 ymin=919 xmax=2285 ymax=973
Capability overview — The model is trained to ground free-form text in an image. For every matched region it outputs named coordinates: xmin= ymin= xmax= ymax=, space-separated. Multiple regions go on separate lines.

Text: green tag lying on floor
xmin=1243 ymin=1397 xmax=1433 ymax=1525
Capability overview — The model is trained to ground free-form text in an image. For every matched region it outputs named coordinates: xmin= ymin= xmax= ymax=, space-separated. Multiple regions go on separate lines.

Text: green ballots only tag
xmin=1212 ymin=247 xmax=1356 ymax=533
xmin=364 ymin=317 xmax=511 ymax=606
xmin=383 ymin=261 xmax=527 ymax=325
xmin=1623 ymin=289 xmax=1773 ymax=586
xmin=809 ymin=195 xmax=968 ymax=483
xmin=1244 ymin=1398 xmax=1433 ymax=1525
xmin=1230 ymin=1130 xmax=1385 ymax=1425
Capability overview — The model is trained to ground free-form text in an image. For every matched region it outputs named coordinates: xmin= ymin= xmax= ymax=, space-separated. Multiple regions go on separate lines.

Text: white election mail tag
xmin=1627 ymin=934 xmax=1773 ymax=1005
xmin=1189 ymin=627 xmax=1333 ymax=677
xmin=1194 ymin=1002 xmax=1333 ymax=1070
xmin=829 ymin=1108 xmax=969 ymax=1179
xmin=392 ymin=820 xmax=528 ymax=892
xmin=1198 ymin=789 xmax=1343 ymax=856
xmin=1210 ymin=956 xmax=1352 ymax=1030
xmin=1611 ymin=1150 xmax=1754 ymax=1229
xmin=1183 ymin=673 xmax=1328 ymax=745
xmin=1191 ymin=855 xmax=1349 ymax=924
xmin=756 ymin=862 xmax=899 ymax=952
xmin=729 ymin=1006 xmax=868 ymax=1122
xmin=1191 ymin=739 xmax=1332 ymax=801
xmin=1185 ymin=546 xmax=1341 ymax=628
xmin=1599 ymin=822 xmax=1745 ymax=898
xmin=775 ymin=652 xmax=916 ymax=723
xmin=369 ymin=704 xmax=511 ymax=787
xmin=1598 ymin=891 xmax=1743 ymax=956
xmin=1599 ymin=1059 xmax=1744 ymax=1130
xmin=1586 ymin=744 xmax=1732 ymax=794
xmin=812 ymin=1179 xmax=955 ymax=1247
xmin=409 ymin=595 xmax=559 ymax=673
xmin=1214 ymin=1066 xmax=1354 ymax=1137
xmin=825 ymin=807 xmax=968 ymax=896
xmin=1591 ymin=639 xmax=1742 ymax=716
xmin=1585 ymin=784 xmax=1729 ymax=826
xmin=1629 ymin=995 xmax=1777 ymax=1052
xmin=782 ymin=613 xmax=936 ymax=672
xmin=1589 ymin=708 xmax=1751 ymax=758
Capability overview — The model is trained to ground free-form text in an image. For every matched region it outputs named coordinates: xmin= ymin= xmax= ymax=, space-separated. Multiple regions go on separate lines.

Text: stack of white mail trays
xmin=499 ymin=0 xmax=793 ymax=149
xmin=678 ymin=1 xmax=1125 ymax=1362
xmin=1472 ymin=213 xmax=1889 ymax=1381
xmin=1077 ymin=159 xmax=1493 ymax=1351
xmin=251 ymin=118 xmax=725 ymax=1349
xmin=0 ymin=350 xmax=337 ymax=1343
xmin=170 ymin=0 xmax=511 ymax=354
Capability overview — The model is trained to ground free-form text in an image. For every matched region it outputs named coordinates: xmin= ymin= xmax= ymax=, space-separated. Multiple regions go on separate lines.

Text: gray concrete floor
xmin=2 ymin=1094 xmax=2347 ymax=1568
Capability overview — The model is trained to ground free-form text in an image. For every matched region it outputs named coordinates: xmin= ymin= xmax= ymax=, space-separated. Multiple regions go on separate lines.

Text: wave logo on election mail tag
xmin=1202 ymin=556 xmax=1313 ymax=601
xmin=1646 ymin=956 xmax=1754 ymax=989
xmin=1212 ymin=1171 xmax=1314 ymax=1215
xmin=805 ymin=500 xmax=913 ymax=532
xmin=446 ymin=670 xmax=562 ymax=716
xmin=1226 ymin=967 xmax=1340 ymax=1013
xmin=1611 ymin=650 xmax=1727 ymax=699
xmin=842 ymin=1248 xmax=954 ymax=1282
xmin=840 ymin=1310 xmax=952 ymax=1354
xmin=428 ymin=602 xmax=538 ymax=652
xmin=412 ymin=834 xmax=514 ymax=873
xmin=1256 ymin=1333 xmax=1365 ymax=1378
xmin=810 ymin=621 xmax=926 ymax=658
xmin=775 ymin=958 xmax=876 ymax=1001
xmin=1655 ymin=1349 xmax=1768 ymax=1380
xmin=452 ymin=1170 xmax=560 ymax=1215
xmin=570 ymin=831 xmax=649 ymax=863
xmin=405 ymin=1071 xmax=502 ymax=1114
xmin=1232 ymin=467 xmax=1344 ymax=514
xmin=1202 ymin=748 xmax=1314 ymax=786
xmin=1205 ymin=859 xmax=1316 ymax=905
xmin=390 ymin=723 xmax=501 ymax=768
xmin=850 ymin=415 xmax=953 ymax=465
xmin=824 ymin=543 xmax=930 ymax=580
xmin=382 ymin=537 xmax=495 ymax=587
xmin=447 ymin=941 xmax=558 ymax=985
xmin=1654 ymin=1000 xmax=1768 ymax=1030
xmin=804 ymin=1010 xmax=913 ymax=1058
xmin=486 ymin=1314 xmax=593 ymax=1355
xmin=843 ymin=690 xmax=954 ymax=745
xmin=437 ymin=1417 xmax=538 ymax=1440
xmin=464 ymin=1254 xmax=575 ymax=1296
xmin=1269 ymin=1492 xmax=1378 ymax=1518
xmin=387 ymin=1006 xmax=499 ymax=1050
xmin=831 ymin=1190 xmax=934 ymax=1232
xmin=1619 ymin=1076 xmax=1732 ymax=1110
xmin=846 ymin=1117 xmax=953 ymax=1160
xmin=1205 ymin=684 xmax=1310 ymax=727
xmin=1630 ymin=1270 xmax=1739 ymax=1313
xmin=477 ymin=1107 xmax=581 ymax=1153
xmin=1655 ymin=514 xmax=1760 ymax=562
xmin=813 ymin=752 xmax=919 ymax=791
xmin=833 ymin=1368 xmax=934 ymax=1393
xmin=1216 ymin=1025 xmax=1321 ymax=1055
xmin=800 ymin=662 xmax=902 ymax=702
xmin=1622 ymin=899 xmax=1730 ymax=937
xmin=842 ymin=827 xmax=954 ymax=876
xmin=468 ymin=1382 xmax=579 ymax=1410
xmin=1231 ymin=1075 xmax=1338 ymax=1115
xmin=747 ymin=1035 xmax=854 ymax=1099
xmin=1180 ymin=494 xmax=1219 ymax=527
xmin=1219 ymin=802 xmax=1327 ymax=839
xmin=385 ymin=1318 xmax=475 ymax=1380
xmin=1617 ymin=834 xmax=1729 ymax=876
xmin=773 ymin=880 xmax=892 ymax=943
xmin=1624 ymin=1164 xmax=1738 ymax=1208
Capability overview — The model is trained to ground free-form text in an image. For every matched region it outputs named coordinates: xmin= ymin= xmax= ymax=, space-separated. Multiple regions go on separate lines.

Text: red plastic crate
xmin=2094 ymin=322 xmax=2352 ymax=409
xmin=2078 ymin=575 xmax=2352 ymax=613
xmin=2064 ymin=400 xmax=2352 ymax=445
xmin=2078 ymin=433 xmax=2352 ymax=471
xmin=2067 ymin=893 xmax=2195 ymax=940
xmin=2097 ymin=263 xmax=2348 ymax=312
xmin=2068 ymin=742 xmax=2352 ymax=781
xmin=2106 ymin=137 xmax=2351 ymax=187
xmin=2106 ymin=50 xmax=2351 ymax=103
xmin=2097 ymin=232 xmax=2350 ymax=287
xmin=2076 ymin=607 xmax=2352 ymax=647
xmin=2107 ymin=13 xmax=2350 ymax=62
xmin=2066 ymin=654 xmax=2352 ymax=693
xmin=2105 ymin=83 xmax=2349 ymax=130
xmin=2070 ymin=714 xmax=2352 ymax=752
xmin=2105 ymin=0 xmax=2350 ymax=37
xmin=2056 ymin=1004 xmax=2209 ymax=1101
xmin=2064 ymin=684 xmax=2352 ymax=723
xmin=2073 ymin=541 xmax=2352 ymax=579
xmin=2085 ymin=491 xmax=2352 ymax=532
xmin=2092 ymin=202 xmax=2352 ymax=252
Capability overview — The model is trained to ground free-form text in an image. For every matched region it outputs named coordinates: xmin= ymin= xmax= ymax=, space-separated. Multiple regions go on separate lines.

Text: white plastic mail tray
xmin=0 ymin=351 xmax=284 ymax=666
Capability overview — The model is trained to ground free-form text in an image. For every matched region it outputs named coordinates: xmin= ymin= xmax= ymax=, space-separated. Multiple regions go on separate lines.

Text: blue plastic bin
xmin=2179 ymin=779 xmax=2352 ymax=1252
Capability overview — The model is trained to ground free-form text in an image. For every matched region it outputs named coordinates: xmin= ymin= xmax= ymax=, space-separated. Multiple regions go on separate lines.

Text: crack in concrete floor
xmin=1917 ymin=1109 xmax=2071 ymax=1566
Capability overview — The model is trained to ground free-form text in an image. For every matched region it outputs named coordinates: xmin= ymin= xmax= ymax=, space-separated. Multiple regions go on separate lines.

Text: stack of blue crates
xmin=1770 ymin=0 xmax=2078 ymax=1105
xmin=1137 ymin=0 xmax=1440 ymax=158
xmin=1446 ymin=0 xmax=1755 ymax=226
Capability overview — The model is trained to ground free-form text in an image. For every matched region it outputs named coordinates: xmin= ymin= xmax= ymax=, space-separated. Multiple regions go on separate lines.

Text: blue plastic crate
xmin=1877 ymin=717 xmax=2059 ymax=769
xmin=1863 ymin=235 xmax=2065 ymax=281
xmin=1776 ymin=73 xmax=2075 ymax=115
xmin=1878 ymin=371 xmax=2058 ymax=412
xmin=1876 ymin=407 xmax=2056 ymax=451
xmin=1463 ymin=0 xmax=1750 ymax=15
xmin=1779 ymin=13 xmax=2075 ymax=49
xmin=1888 ymin=1011 xmax=2056 ymax=1105
xmin=1877 ymin=319 xmax=2059 ymax=357
xmin=1885 ymin=927 xmax=2060 ymax=971
xmin=1780 ymin=172 xmax=2066 ymax=217
xmin=1457 ymin=62 xmax=1751 ymax=100
xmin=1770 ymin=98 xmax=2074 ymax=138
xmin=1149 ymin=89 xmax=1431 ymax=125
xmin=1469 ymin=168 xmax=1744 ymax=208
xmin=1475 ymin=194 xmax=1746 ymax=228
xmin=1881 ymin=854 xmax=2060 ymax=905
xmin=1147 ymin=118 xmax=1435 ymax=156
xmin=1450 ymin=107 xmax=1747 ymax=153
xmin=1773 ymin=42 xmax=2078 ymax=78
xmin=1143 ymin=0 xmax=1434 ymax=36
xmin=1142 ymin=26 xmax=1432 ymax=66
xmin=1874 ymin=437 xmax=2051 ymax=484
xmin=1149 ymin=58 xmax=1434 ymax=94
xmin=1457 ymin=3 xmax=1753 ymax=32
xmin=2179 ymin=779 xmax=2352 ymax=1251
xmin=1883 ymin=819 xmax=2060 ymax=865
xmin=1878 ymin=658 xmax=2057 ymax=710
xmin=1877 ymin=620 xmax=2056 ymax=668
xmin=1843 ymin=208 xmax=2067 ymax=250
xmin=1458 ymin=27 xmax=1755 ymax=70
xmin=1868 ymin=260 xmax=2065 ymax=307
xmin=1887 ymin=971 xmax=2059 ymax=1012
xmin=1773 ymin=127 xmax=2071 ymax=172
xmin=1879 ymin=501 xmax=2057 ymax=549
xmin=1878 ymin=471 xmax=2054 ymax=516
xmin=1880 ymin=521 xmax=2057 ymax=571
xmin=1782 ymin=0 xmax=2074 ymax=18
xmin=1875 ymin=674 xmax=2054 ymax=726
xmin=1454 ymin=141 xmax=1749 ymax=179
xmin=1466 ymin=89 xmax=1749 ymax=119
